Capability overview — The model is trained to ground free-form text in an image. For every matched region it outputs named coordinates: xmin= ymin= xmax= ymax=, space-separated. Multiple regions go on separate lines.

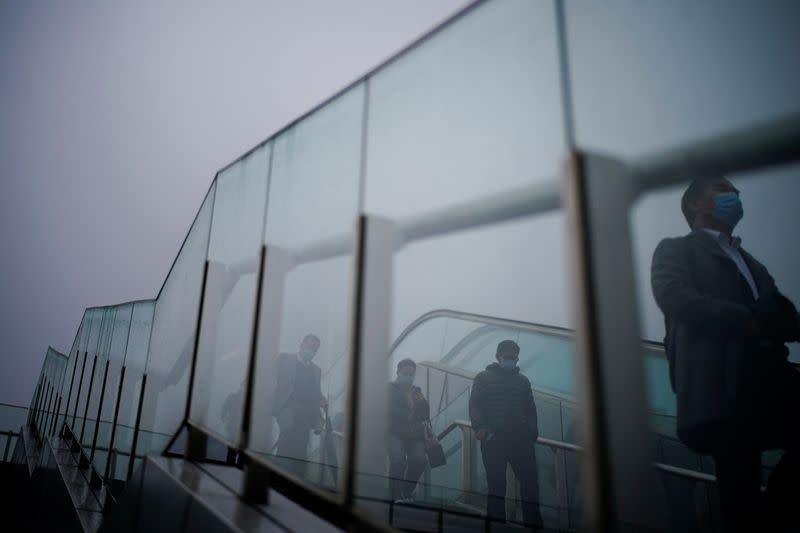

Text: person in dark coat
xmin=651 ymin=177 xmax=800 ymax=532
xmin=273 ymin=334 xmax=327 ymax=478
xmin=469 ymin=340 xmax=542 ymax=527
xmin=388 ymin=358 xmax=430 ymax=501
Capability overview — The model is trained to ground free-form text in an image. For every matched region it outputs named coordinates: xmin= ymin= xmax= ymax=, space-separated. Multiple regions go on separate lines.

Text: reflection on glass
xmin=636 ymin=174 xmax=800 ymax=531
xmin=190 ymin=142 xmax=270 ymax=445
xmin=249 ymin=83 xmax=363 ymax=491
xmin=355 ymin=0 xmax=569 ymax=528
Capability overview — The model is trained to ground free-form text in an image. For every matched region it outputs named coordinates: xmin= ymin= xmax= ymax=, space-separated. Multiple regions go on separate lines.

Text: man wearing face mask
xmin=388 ymin=358 xmax=430 ymax=501
xmin=652 ymin=177 xmax=800 ymax=532
xmin=273 ymin=334 xmax=327 ymax=478
xmin=469 ymin=340 xmax=542 ymax=528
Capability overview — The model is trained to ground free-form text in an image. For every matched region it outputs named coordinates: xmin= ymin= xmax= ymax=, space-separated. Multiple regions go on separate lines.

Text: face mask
xmin=711 ymin=192 xmax=743 ymax=229
xmin=499 ymin=359 xmax=518 ymax=371
xmin=397 ymin=375 xmax=414 ymax=386
xmin=300 ymin=349 xmax=316 ymax=362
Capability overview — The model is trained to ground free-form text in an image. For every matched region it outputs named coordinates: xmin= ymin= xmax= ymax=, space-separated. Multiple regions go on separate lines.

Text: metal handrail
xmin=437 ymin=419 xmax=716 ymax=485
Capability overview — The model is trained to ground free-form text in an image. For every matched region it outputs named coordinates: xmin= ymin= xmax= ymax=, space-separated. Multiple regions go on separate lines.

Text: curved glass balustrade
xmin=20 ymin=1 xmax=799 ymax=531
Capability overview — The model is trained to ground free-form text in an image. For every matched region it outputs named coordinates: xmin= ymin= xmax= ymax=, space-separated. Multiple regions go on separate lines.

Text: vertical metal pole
xmin=241 ymin=246 xmax=270 ymax=504
xmin=341 ymin=215 xmax=395 ymax=507
xmin=63 ymin=351 xmax=80 ymax=434
xmin=51 ymin=396 xmax=63 ymax=437
xmin=185 ymin=260 xmax=210 ymax=460
xmin=90 ymin=359 xmax=110 ymax=461
xmin=40 ymin=381 xmax=53 ymax=436
xmin=127 ymin=374 xmax=148 ymax=480
xmin=105 ymin=365 xmax=126 ymax=481
xmin=28 ymin=381 xmax=42 ymax=426
xmin=42 ymin=381 xmax=56 ymax=439
xmin=33 ymin=380 xmax=45 ymax=429
xmin=72 ymin=351 xmax=88 ymax=427
xmin=564 ymin=151 xmax=666 ymax=531
xmin=37 ymin=381 xmax=52 ymax=437
xmin=80 ymin=355 xmax=99 ymax=442
xmin=240 ymin=245 xmax=267 ymax=450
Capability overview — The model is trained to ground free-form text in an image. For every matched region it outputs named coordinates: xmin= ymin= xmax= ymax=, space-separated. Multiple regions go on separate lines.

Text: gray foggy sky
xmin=0 ymin=0 xmax=469 ymax=406
xmin=2 ymin=0 xmax=800 ymax=414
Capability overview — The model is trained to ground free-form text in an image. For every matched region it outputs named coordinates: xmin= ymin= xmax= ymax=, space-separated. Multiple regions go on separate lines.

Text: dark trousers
xmin=684 ymin=383 xmax=800 ymax=533
xmin=277 ymin=420 xmax=311 ymax=479
xmin=480 ymin=432 xmax=543 ymax=527
xmin=388 ymin=435 xmax=427 ymax=500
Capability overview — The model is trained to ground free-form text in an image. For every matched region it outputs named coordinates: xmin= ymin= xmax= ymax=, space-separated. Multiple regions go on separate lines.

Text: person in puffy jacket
xmin=388 ymin=358 xmax=430 ymax=500
xmin=469 ymin=340 xmax=542 ymax=527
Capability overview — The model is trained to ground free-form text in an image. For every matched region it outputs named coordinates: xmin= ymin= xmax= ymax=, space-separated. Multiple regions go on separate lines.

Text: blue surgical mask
xmin=397 ymin=375 xmax=414 ymax=386
xmin=711 ymin=192 xmax=743 ymax=229
xmin=300 ymin=349 xmax=316 ymax=362
xmin=499 ymin=359 xmax=518 ymax=371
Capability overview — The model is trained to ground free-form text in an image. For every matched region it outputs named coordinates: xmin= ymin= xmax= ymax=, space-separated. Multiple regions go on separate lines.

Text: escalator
xmin=315 ymin=309 xmax=779 ymax=532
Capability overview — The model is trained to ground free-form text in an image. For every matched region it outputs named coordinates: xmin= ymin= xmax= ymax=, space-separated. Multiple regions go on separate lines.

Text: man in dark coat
xmin=651 ymin=177 xmax=800 ymax=532
xmin=469 ymin=340 xmax=542 ymax=527
xmin=388 ymin=358 xmax=430 ymax=501
xmin=273 ymin=334 xmax=326 ymax=478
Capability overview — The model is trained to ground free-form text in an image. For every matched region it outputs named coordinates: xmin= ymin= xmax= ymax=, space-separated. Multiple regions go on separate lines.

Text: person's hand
xmin=320 ymin=397 xmax=328 ymax=408
xmin=475 ymin=429 xmax=489 ymax=441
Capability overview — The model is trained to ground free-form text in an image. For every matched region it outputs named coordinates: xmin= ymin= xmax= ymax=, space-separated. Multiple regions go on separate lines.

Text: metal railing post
xmin=105 ymin=365 xmax=126 ymax=481
xmin=71 ymin=351 xmax=88 ymax=428
xmin=62 ymin=350 xmax=80 ymax=436
xmin=51 ymin=396 xmax=62 ymax=437
xmin=80 ymin=354 xmax=99 ymax=442
xmin=90 ymin=359 xmax=111 ymax=461
xmin=127 ymin=374 xmax=148 ymax=480
xmin=183 ymin=260 xmax=210 ymax=462
xmin=41 ymin=381 xmax=55 ymax=439
xmin=240 ymin=245 xmax=269 ymax=504
xmin=27 ymin=381 xmax=41 ymax=427
xmin=341 ymin=215 xmax=396 ymax=508
xmin=564 ymin=151 xmax=666 ymax=531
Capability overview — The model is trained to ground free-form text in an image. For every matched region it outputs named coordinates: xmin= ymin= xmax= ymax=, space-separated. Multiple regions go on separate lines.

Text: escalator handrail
xmin=437 ymin=419 xmax=720 ymax=486
xmin=418 ymin=360 xmax=571 ymax=405
xmin=391 ymin=308 xmax=666 ymax=356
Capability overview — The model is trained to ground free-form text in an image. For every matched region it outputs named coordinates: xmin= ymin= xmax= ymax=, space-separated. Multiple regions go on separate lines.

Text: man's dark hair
xmin=302 ymin=334 xmax=320 ymax=349
xmin=397 ymin=358 xmax=416 ymax=372
xmin=496 ymin=340 xmax=520 ymax=356
xmin=681 ymin=177 xmax=723 ymax=228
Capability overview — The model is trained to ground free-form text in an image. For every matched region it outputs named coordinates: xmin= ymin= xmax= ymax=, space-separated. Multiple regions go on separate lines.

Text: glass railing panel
xmin=92 ymin=303 xmax=133 ymax=478
xmin=82 ymin=307 xmax=115 ymax=454
xmin=142 ymin=183 xmax=215 ymax=455
xmin=189 ymin=142 xmax=270 ymax=446
xmin=566 ymin=1 xmax=800 ymax=159
xmin=58 ymin=318 xmax=85 ymax=434
xmin=249 ymin=81 xmax=363 ymax=495
xmin=356 ymin=0 xmax=570 ymax=528
xmin=111 ymin=300 xmax=154 ymax=491
xmin=74 ymin=308 xmax=104 ymax=438
xmin=65 ymin=311 xmax=91 ymax=432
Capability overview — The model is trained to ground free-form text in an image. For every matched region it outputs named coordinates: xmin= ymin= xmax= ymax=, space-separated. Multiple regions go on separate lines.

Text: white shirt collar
xmin=701 ymin=228 xmax=742 ymax=249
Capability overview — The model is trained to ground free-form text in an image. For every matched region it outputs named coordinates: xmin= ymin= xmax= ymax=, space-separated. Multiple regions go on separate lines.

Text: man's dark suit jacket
xmin=273 ymin=353 xmax=323 ymax=430
xmin=651 ymin=229 xmax=799 ymax=450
